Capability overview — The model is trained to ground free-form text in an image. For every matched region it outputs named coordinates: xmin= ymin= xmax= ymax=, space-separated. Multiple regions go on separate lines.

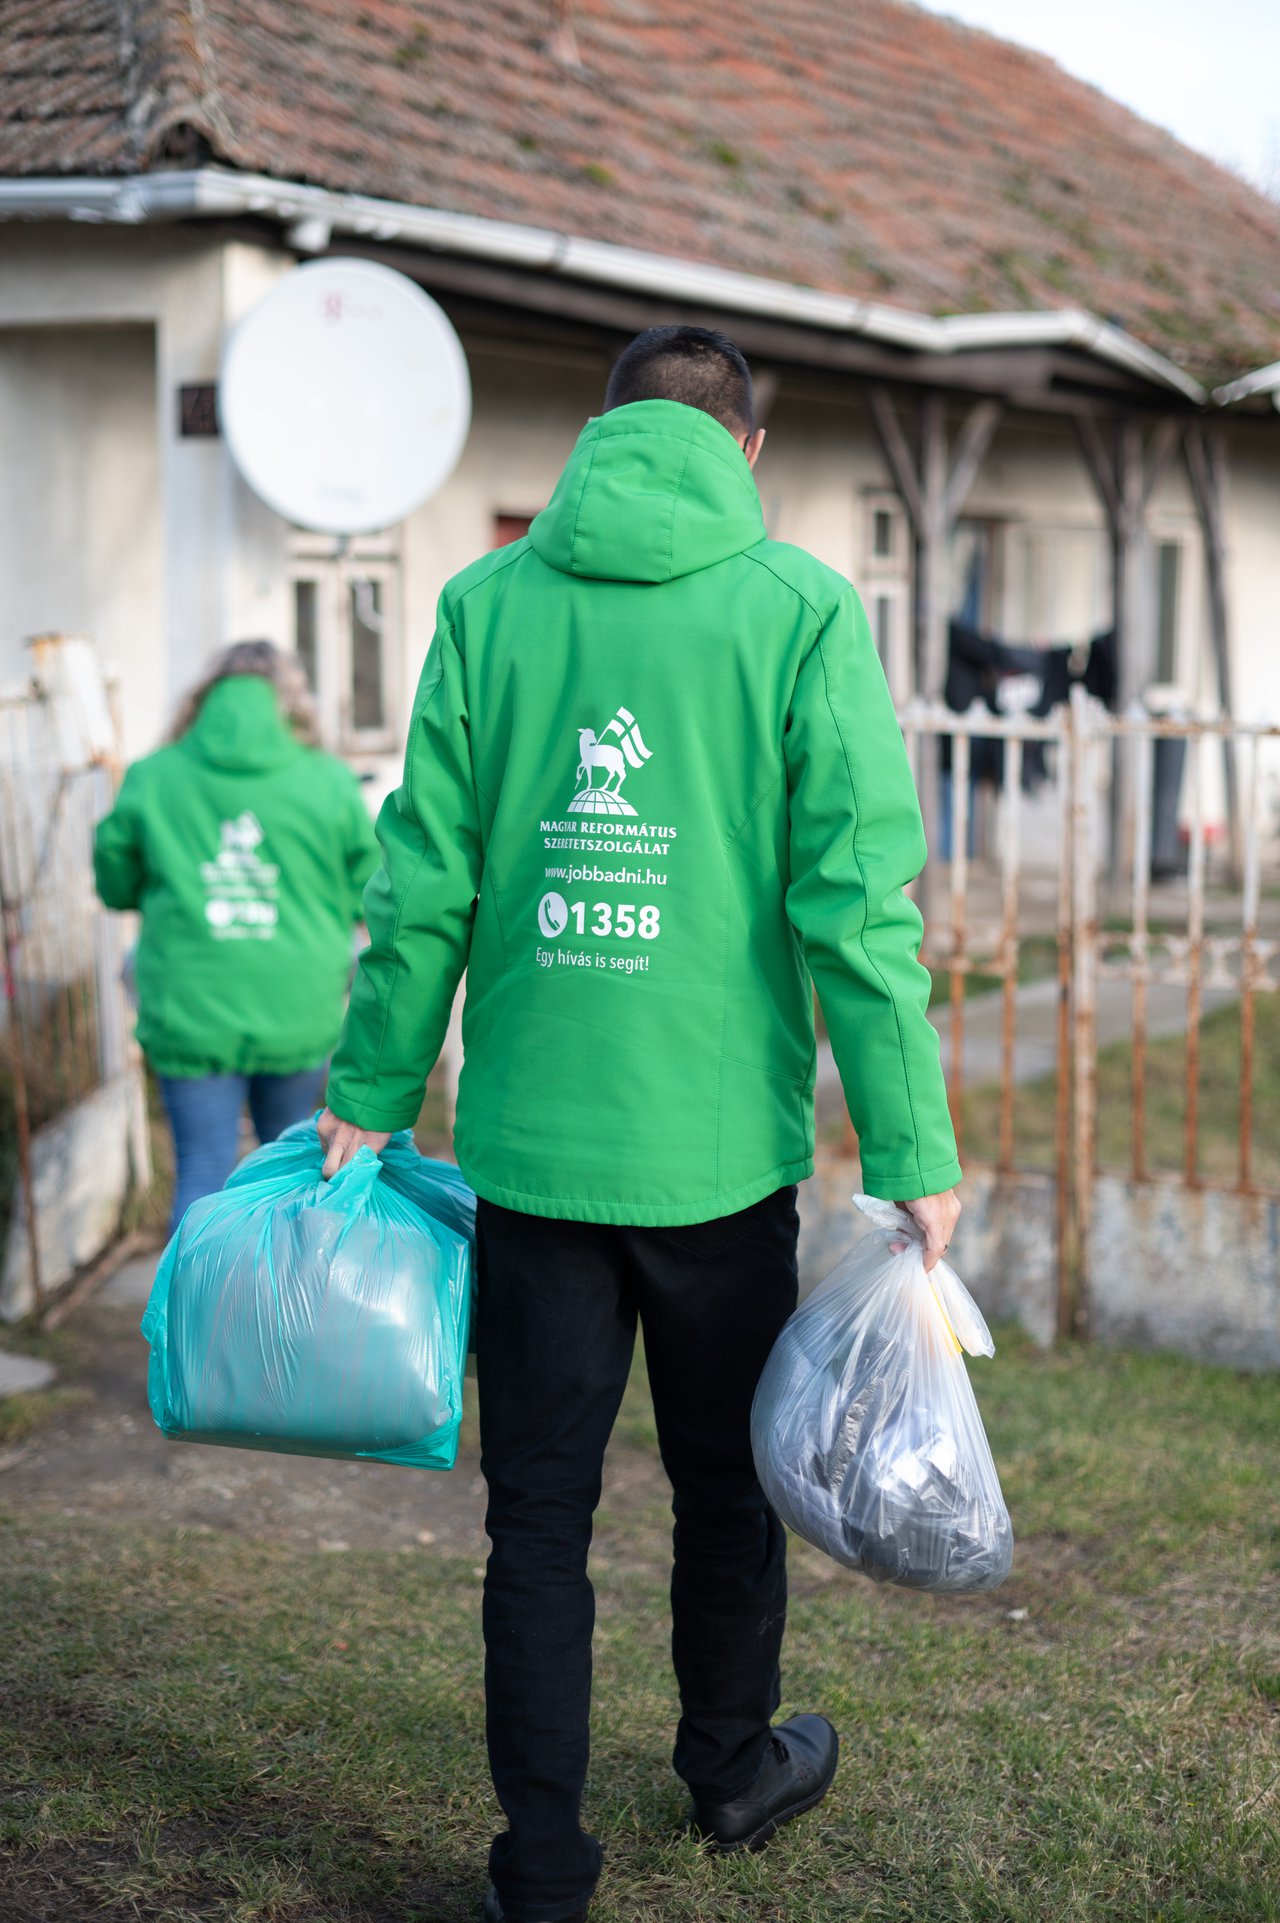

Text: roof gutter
xmin=1212 ymin=361 xmax=1280 ymax=411
xmin=0 ymin=166 xmax=1206 ymax=403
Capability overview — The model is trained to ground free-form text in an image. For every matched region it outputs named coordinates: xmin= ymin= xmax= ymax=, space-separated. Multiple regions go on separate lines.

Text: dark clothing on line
xmin=475 ymin=1186 xmax=800 ymax=1923
xmin=941 ymin=620 xmax=1117 ymax=791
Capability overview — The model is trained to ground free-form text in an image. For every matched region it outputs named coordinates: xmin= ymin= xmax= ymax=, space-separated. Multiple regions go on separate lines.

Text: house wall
xmin=0 ymin=322 xmax=166 ymax=751
xmin=1 ymin=221 xmax=1278 ymax=796
xmin=1224 ymin=415 xmax=1280 ymax=724
xmin=0 ymin=225 xmax=291 ymax=758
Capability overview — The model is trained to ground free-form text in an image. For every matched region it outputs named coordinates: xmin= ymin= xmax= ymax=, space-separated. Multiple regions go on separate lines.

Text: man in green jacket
xmin=321 ymin=328 xmax=961 ymax=1923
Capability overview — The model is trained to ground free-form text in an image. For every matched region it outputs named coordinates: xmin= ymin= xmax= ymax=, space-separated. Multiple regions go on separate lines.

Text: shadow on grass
xmin=5 ymin=1800 xmax=476 ymax=1923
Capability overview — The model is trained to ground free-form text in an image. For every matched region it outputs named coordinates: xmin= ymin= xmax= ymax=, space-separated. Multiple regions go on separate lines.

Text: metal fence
xmin=897 ymin=691 xmax=1280 ymax=1339
xmin=0 ymin=637 xmax=147 ymax=1314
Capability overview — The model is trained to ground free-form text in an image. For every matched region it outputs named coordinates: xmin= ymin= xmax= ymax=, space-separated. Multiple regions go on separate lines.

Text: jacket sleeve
xmin=784 ymin=587 xmax=960 ymax=1200
xmin=342 ymin=774 xmax=382 ymax=922
xmin=325 ymin=601 xmax=482 ymax=1132
xmin=93 ymin=767 xmax=147 ymax=911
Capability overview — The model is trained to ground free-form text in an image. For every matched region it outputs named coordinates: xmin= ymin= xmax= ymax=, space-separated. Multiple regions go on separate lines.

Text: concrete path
xmin=100 ymin=1251 xmax=161 ymax=1311
xmin=818 ymin=974 xmax=1236 ymax=1091
xmin=0 ymin=1350 xmax=56 ymax=1398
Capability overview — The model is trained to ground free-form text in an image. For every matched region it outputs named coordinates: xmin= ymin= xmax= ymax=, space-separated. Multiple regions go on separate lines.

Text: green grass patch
xmin=0 ymin=1325 xmax=91 ymax=1447
xmin=0 ymin=979 xmax=107 ymax=1282
xmin=962 ymin=986 xmax=1280 ymax=1185
xmin=927 ymin=934 xmax=1060 ymax=1005
xmin=1 ymin=1339 xmax=1278 ymax=1919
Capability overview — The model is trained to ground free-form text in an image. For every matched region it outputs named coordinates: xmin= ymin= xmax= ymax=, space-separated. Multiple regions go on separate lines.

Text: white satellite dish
xmin=220 ymin=258 xmax=471 ymax=535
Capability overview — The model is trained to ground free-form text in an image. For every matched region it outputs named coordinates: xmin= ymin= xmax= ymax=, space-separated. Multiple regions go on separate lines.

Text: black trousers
xmin=476 ymin=1187 xmax=800 ymax=1923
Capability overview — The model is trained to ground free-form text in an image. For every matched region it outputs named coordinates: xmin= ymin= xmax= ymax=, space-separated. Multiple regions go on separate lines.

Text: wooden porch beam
xmin=944 ymin=398 xmax=1003 ymax=525
xmin=1184 ymin=420 xmax=1241 ymax=875
xmin=751 ymin=367 xmax=781 ymax=427
xmin=866 ymin=388 xmax=1005 ymax=921
xmin=867 ymin=385 xmax=926 ymax=533
xmin=1073 ymin=409 xmax=1191 ymax=880
xmin=1074 ymin=412 xmax=1121 ymax=527
xmin=1139 ymin=415 xmax=1182 ymax=514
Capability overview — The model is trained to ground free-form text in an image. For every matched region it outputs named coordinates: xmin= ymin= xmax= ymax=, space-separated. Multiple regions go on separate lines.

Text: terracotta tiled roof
xmin=4 ymin=1 xmax=1280 ymax=382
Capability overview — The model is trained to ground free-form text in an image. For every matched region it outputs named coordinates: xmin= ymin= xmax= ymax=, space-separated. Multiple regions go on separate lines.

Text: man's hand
xmin=317 ymin=1106 xmax=391 ymax=1179
xmin=894 ymin=1188 xmax=961 ymax=1271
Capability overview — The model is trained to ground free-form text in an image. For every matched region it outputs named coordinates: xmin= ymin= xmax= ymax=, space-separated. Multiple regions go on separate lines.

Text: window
xmin=1155 ymin=541 xmax=1181 ymax=685
xmin=349 ymin=577 xmax=386 ymax=732
xmin=864 ymin=496 xmax=904 ymax=574
xmin=1002 ymin=526 xmax=1108 ymax=648
xmin=862 ymin=494 xmax=910 ymax=698
xmin=289 ymin=538 xmax=400 ymax=753
xmin=293 ymin=580 xmax=318 ymax=691
xmin=950 ymin=519 xmax=999 ymax=629
xmin=872 ymin=592 xmax=894 ymax=669
xmin=494 ymin=512 xmax=535 ymax=547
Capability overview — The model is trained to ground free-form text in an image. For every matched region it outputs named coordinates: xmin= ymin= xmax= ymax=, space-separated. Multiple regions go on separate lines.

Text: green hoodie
xmin=328 ymin=400 xmax=960 ymax=1221
xmin=94 ymin=675 xmax=379 ymax=1078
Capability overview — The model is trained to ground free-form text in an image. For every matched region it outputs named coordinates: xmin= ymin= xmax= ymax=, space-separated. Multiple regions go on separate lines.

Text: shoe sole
xmin=694 ymin=1730 xmax=840 ymax=1855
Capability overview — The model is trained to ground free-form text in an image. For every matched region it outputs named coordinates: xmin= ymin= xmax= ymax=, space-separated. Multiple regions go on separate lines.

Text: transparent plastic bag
xmin=751 ymin=1195 xmax=1012 ymax=1592
xmin=141 ymin=1126 xmax=474 ymax=1470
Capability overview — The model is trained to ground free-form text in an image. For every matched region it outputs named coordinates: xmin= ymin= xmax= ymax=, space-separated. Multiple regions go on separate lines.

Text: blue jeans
xmin=159 ymin=1068 xmax=327 ymax=1233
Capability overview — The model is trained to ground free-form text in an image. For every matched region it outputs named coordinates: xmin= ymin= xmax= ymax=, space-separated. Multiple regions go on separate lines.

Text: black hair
xmin=603 ymin=325 xmax=754 ymax=436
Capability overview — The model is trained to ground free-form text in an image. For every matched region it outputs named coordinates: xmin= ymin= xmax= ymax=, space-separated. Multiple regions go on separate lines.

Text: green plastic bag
xmin=141 ymin=1126 xmax=473 ymax=1470
xmin=223 ymin=1117 xmax=477 ymax=1247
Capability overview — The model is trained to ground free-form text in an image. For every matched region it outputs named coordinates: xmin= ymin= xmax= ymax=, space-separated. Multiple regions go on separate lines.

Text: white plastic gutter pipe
xmin=0 ymin=166 xmax=1206 ymax=403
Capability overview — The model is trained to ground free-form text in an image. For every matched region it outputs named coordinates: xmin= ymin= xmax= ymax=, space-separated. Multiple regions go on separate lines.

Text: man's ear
xmin=744 ymin=427 xmax=766 ymax=470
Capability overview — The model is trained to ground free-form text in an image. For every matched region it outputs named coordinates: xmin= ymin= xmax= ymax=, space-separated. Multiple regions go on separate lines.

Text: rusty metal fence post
xmin=900 ymin=692 xmax=1277 ymax=1348
xmin=1063 ymin=686 xmax=1098 ymax=1340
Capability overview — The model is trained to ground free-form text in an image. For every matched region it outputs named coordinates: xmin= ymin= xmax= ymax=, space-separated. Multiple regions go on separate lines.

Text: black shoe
xmin=480 ymin=1883 xmax=588 ymax=1923
xmin=689 ymin=1713 xmax=839 ymax=1853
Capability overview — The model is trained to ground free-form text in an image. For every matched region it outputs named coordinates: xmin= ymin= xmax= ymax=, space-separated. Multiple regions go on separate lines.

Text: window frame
xmin=861 ymin=491 xmax=911 ymax=698
xmin=287 ymin=535 xmax=402 ymax=755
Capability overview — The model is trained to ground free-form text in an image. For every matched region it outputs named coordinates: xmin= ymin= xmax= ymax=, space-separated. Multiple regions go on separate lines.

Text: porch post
xmin=1074 ymin=412 xmax=1180 ymax=878
xmin=1183 ymin=419 xmax=1241 ymax=877
xmin=867 ymin=386 xmax=1002 ymax=919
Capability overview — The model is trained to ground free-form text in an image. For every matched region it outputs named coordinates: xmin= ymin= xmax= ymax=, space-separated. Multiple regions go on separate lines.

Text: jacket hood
xmin=182 ymin=675 xmax=306 ymax=773
xmin=529 ymin=399 xmax=766 ymax=584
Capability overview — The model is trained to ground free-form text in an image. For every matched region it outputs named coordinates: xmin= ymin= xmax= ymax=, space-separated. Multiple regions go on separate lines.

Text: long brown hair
xmin=168 ymin=640 xmax=321 ymax=747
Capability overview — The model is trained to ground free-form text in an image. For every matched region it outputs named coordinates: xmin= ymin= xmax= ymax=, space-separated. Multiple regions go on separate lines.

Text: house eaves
xmin=0 ymin=166 xmax=1207 ymax=405
xmin=1213 ymin=362 xmax=1280 ymax=412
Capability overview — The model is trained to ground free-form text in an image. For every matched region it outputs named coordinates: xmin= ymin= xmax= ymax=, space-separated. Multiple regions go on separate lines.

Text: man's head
xmin=604 ymin=325 xmax=765 ymax=467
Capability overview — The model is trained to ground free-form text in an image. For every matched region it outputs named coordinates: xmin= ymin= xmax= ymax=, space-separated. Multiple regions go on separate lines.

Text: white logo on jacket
xmin=216 ymin=810 xmax=265 ymax=860
xmin=568 ymin=708 xmax=652 ymax=818
xmin=202 ymin=811 xmax=280 ymax=939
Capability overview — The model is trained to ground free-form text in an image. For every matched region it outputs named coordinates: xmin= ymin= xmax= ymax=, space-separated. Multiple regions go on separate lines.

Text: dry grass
xmin=960 ymin=989 xmax=1280 ymax=1189
xmin=2 ymin=1334 xmax=1278 ymax=1922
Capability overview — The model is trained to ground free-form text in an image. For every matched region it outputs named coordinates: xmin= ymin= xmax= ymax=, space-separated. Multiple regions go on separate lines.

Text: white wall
xmin=399 ymin=335 xmax=606 ymax=654
xmin=1223 ymin=417 xmax=1280 ymax=725
xmin=3 ymin=217 xmax=1278 ymax=797
xmin=0 ymin=225 xmax=293 ymax=759
xmin=0 ymin=323 xmax=165 ymax=753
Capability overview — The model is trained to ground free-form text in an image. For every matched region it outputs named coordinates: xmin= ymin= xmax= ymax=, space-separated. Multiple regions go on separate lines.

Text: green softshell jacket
xmin=328 ymin=399 xmax=960 ymax=1221
xmin=94 ymin=675 xmax=379 ymax=1078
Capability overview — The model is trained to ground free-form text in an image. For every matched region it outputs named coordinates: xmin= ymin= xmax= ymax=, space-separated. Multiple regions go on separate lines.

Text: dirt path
xmin=1 ymin=1294 xmax=670 ymax=1565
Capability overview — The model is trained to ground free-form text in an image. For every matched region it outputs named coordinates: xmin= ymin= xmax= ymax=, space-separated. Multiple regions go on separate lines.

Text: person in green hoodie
xmin=94 ymin=640 xmax=379 ymax=1232
xmin=319 ymin=329 xmax=962 ymax=1923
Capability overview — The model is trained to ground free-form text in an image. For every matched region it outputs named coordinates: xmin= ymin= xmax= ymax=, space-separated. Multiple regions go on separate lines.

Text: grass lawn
xmin=960 ymin=986 xmax=1280 ymax=1188
xmin=2 ymin=1335 xmax=1278 ymax=1922
xmin=926 ymin=934 xmax=1062 ymax=1005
